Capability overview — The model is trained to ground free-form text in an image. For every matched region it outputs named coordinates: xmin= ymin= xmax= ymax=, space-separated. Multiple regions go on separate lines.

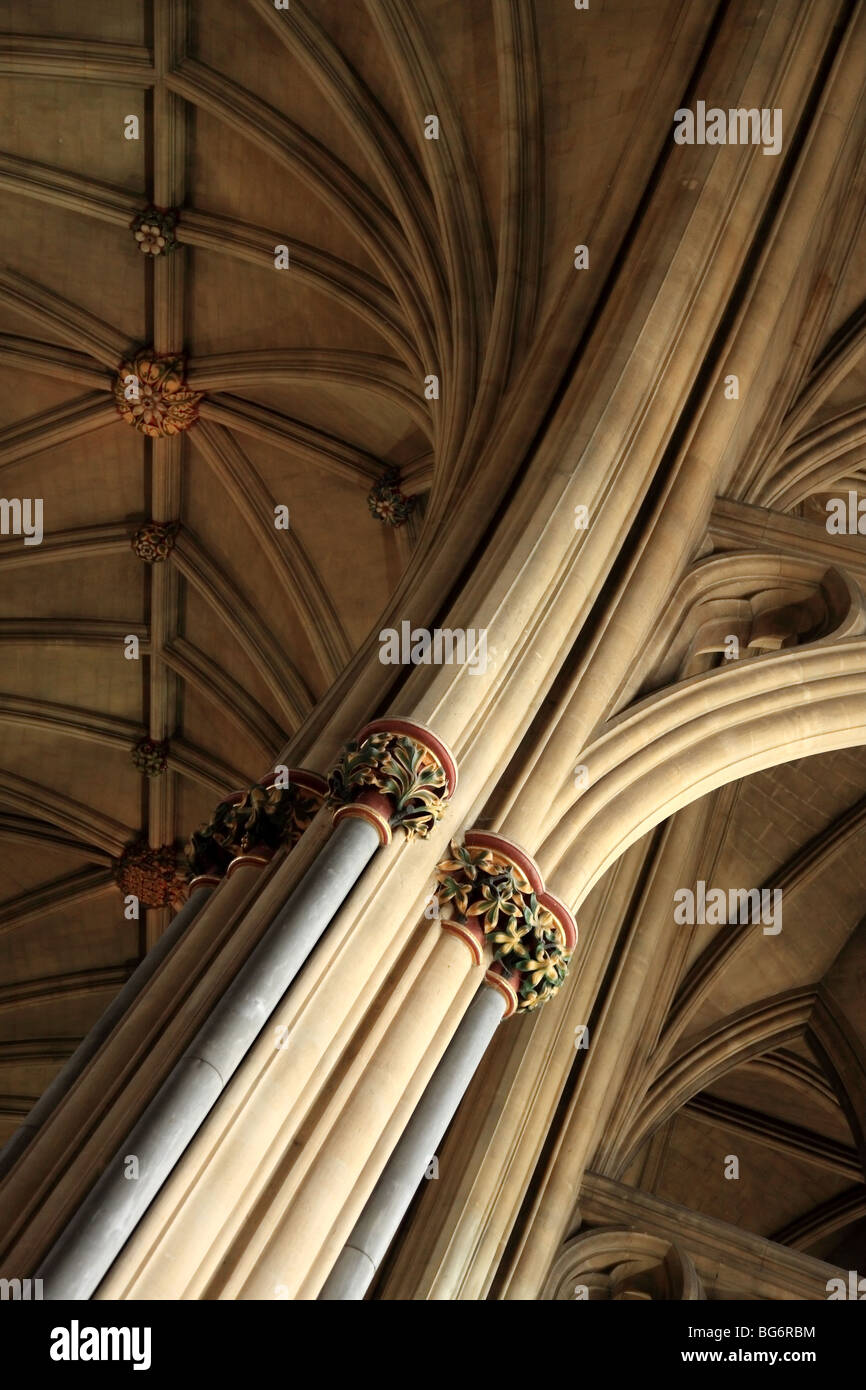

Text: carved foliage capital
xmin=435 ymin=836 xmax=574 ymax=1012
xmin=327 ymin=726 xmax=453 ymax=842
xmin=185 ymin=772 xmax=327 ymax=878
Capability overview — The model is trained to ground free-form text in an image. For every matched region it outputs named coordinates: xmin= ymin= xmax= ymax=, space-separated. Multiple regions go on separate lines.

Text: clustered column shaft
xmin=36 ymin=726 xmax=456 ymax=1301
xmin=319 ymin=829 xmax=577 ymax=1300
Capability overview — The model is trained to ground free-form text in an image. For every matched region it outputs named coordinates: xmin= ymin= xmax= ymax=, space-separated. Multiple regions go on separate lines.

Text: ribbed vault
xmin=4 ymin=0 xmax=866 ymax=1301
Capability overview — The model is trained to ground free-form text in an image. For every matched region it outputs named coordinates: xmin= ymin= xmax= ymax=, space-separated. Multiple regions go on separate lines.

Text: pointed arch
xmin=541 ymin=635 xmax=866 ymax=910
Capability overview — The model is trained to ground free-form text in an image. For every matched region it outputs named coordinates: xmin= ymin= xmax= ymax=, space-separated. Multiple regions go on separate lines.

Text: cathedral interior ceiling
xmin=2 ymin=0 xmax=866 ymax=1283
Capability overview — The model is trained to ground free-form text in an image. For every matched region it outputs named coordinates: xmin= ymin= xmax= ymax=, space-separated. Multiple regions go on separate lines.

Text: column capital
xmin=185 ymin=769 xmax=328 ymax=879
xmin=328 ymin=719 xmax=457 ymax=845
xmin=434 ymin=830 xmax=576 ymax=1015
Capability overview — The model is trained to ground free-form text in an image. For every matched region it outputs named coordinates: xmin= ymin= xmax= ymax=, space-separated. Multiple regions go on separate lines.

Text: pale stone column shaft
xmin=319 ymin=983 xmax=506 ymax=1300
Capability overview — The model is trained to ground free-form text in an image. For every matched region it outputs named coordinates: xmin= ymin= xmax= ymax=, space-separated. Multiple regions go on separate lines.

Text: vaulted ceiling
xmin=607 ymin=748 xmax=866 ymax=1269
xmin=0 ymin=0 xmax=722 ymax=1147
